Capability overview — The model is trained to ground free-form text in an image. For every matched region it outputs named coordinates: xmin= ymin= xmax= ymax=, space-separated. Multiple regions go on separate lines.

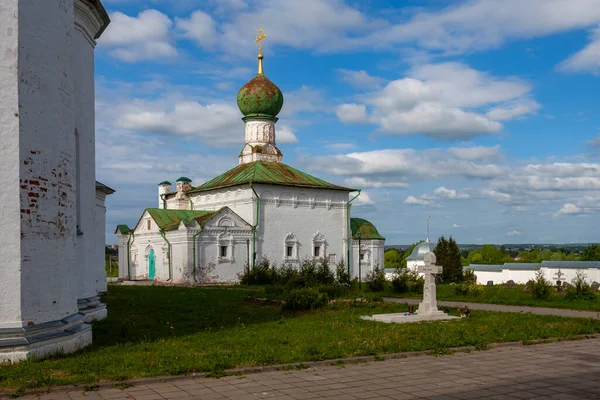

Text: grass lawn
xmin=384 ymin=283 xmax=600 ymax=311
xmin=1 ymin=285 xmax=600 ymax=393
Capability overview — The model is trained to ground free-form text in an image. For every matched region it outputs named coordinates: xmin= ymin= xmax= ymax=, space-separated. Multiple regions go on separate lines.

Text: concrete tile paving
xmin=13 ymin=338 xmax=600 ymax=400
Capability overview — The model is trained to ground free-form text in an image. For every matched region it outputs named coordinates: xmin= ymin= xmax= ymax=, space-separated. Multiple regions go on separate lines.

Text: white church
xmin=0 ymin=1 xmax=113 ymax=362
xmin=115 ymin=36 xmax=385 ymax=283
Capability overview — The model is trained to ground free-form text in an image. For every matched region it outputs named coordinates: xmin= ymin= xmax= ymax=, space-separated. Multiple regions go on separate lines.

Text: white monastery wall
xmin=0 ymin=0 xmax=23 ymax=327
xmin=188 ymin=186 xmax=255 ymax=223
xmin=13 ymin=0 xmax=79 ymax=324
xmin=470 ymin=266 xmax=600 ymax=285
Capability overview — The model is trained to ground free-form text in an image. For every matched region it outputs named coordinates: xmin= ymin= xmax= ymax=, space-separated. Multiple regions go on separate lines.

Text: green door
xmin=148 ymin=249 xmax=156 ymax=280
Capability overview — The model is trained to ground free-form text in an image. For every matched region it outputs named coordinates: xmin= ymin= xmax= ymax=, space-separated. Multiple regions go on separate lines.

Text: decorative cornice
xmin=74 ymin=0 xmax=111 ymax=47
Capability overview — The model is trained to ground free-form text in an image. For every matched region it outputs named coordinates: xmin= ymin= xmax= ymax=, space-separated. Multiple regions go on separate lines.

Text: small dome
xmin=176 ymin=177 xmax=192 ymax=183
xmin=351 ymin=218 xmax=385 ymax=240
xmin=406 ymin=241 xmax=435 ymax=261
xmin=237 ymin=74 xmax=284 ymax=118
xmin=158 ymin=181 xmax=172 ymax=186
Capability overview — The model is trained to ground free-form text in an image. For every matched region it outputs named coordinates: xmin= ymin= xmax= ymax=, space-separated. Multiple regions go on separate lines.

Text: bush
xmin=315 ymin=258 xmax=335 ymax=285
xmin=365 ymin=265 xmax=386 ymax=292
xmin=300 ymin=259 xmax=318 ymax=285
xmin=566 ymin=270 xmax=597 ymax=301
xmin=454 ymin=283 xmax=470 ymax=296
xmin=238 ymin=257 xmax=276 ymax=285
xmin=391 ymin=269 xmax=409 ymax=294
xmin=531 ymin=270 xmax=552 ymax=299
xmin=463 ymin=269 xmax=477 ymax=283
xmin=264 ymin=284 xmax=287 ymax=297
xmin=318 ymin=284 xmax=350 ymax=299
xmin=335 ymin=260 xmax=351 ymax=286
xmin=283 ymin=288 xmax=328 ymax=311
xmin=454 ymin=282 xmax=484 ymax=297
xmin=275 ymin=264 xmax=300 ymax=286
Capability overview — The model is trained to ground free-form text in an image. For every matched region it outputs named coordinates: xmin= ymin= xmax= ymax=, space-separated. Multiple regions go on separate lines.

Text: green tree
xmin=467 ymin=244 xmax=511 ymax=265
xmin=581 ymin=244 xmax=600 ymax=261
xmin=434 ymin=236 xmax=463 ymax=283
xmin=384 ymin=248 xmax=403 ymax=270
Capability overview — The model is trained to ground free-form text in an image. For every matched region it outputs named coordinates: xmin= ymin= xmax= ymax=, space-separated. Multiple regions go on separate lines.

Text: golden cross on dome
xmin=255 ymin=28 xmax=267 ymax=55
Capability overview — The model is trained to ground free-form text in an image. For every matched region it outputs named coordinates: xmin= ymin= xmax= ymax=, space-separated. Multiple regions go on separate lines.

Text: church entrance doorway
xmin=148 ymin=249 xmax=156 ymax=280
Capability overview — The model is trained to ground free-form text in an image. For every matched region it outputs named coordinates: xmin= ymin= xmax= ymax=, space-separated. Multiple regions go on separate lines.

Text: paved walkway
xmin=14 ymin=338 xmax=600 ymax=399
xmin=383 ymin=298 xmax=600 ymax=319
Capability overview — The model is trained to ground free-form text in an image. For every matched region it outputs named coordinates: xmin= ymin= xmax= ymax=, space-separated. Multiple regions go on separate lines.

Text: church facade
xmin=116 ymin=39 xmax=385 ymax=283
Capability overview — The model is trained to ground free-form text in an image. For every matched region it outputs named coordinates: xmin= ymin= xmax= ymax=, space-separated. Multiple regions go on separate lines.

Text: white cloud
xmin=482 ymin=189 xmax=512 ymax=202
xmin=337 ymin=63 xmax=536 ymax=140
xmin=336 ymin=104 xmax=368 ymax=124
xmin=588 ymin=136 xmax=600 ymax=149
xmin=486 ymin=99 xmax=541 ymax=121
xmin=343 ymin=177 xmax=409 ymax=189
xmin=452 ymin=224 xmax=461 ymax=228
xmin=355 ymin=192 xmax=375 ymax=206
xmin=336 ymin=69 xmax=385 ymax=89
xmin=364 ymin=0 xmax=600 ymax=55
xmin=300 ymin=147 xmax=506 ymax=180
xmin=117 ymin=100 xmax=243 ymax=145
xmin=276 ymin=125 xmax=299 ymax=144
xmin=175 ymin=0 xmax=383 ymax=56
xmin=558 ymin=28 xmax=600 ymax=74
xmin=100 ymin=10 xmax=178 ymax=62
xmin=448 ymin=145 xmax=501 ymax=161
xmin=325 ymin=142 xmax=356 ymax=151
xmin=554 ymin=196 xmax=600 ymax=216
xmin=175 ymin=11 xmax=217 ymax=48
xmin=555 ymin=203 xmax=584 ymax=216
xmin=433 ymin=186 xmax=470 ymax=199
xmin=405 ymin=196 xmax=433 ymax=206
xmin=507 ymin=230 xmax=521 ymax=237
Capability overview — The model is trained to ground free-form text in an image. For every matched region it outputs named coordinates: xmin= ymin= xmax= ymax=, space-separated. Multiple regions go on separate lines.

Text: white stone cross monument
xmin=415 ymin=252 xmax=445 ymax=316
xmin=363 ymin=251 xmax=459 ymax=323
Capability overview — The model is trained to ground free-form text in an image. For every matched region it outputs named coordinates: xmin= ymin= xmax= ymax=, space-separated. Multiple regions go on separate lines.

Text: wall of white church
xmin=73 ymin=3 xmax=104 ymax=303
xmin=0 ymin=0 xmax=80 ymax=326
xmin=187 ymin=184 xmax=353 ymax=271
xmin=352 ymin=240 xmax=385 ymax=279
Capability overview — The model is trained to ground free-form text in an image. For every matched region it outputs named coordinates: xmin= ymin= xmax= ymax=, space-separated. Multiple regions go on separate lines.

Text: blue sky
xmin=97 ymin=0 xmax=600 ymax=245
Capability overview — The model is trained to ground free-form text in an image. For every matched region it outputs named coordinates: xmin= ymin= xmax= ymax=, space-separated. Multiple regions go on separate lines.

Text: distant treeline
xmin=385 ymin=242 xmax=600 ymax=269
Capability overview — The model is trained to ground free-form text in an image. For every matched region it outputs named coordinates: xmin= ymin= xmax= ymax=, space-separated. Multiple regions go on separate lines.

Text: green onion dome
xmin=237 ymin=73 xmax=284 ymax=119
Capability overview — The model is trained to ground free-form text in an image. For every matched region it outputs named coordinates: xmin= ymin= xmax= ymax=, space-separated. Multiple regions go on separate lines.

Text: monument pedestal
xmin=363 ymin=252 xmax=461 ymax=324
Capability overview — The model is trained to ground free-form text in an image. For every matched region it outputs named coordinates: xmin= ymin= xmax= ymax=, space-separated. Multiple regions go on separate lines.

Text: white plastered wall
xmin=470 ymin=267 xmax=600 ymax=285
xmin=1 ymin=0 xmax=79 ymax=326
xmin=351 ymin=239 xmax=385 ymax=279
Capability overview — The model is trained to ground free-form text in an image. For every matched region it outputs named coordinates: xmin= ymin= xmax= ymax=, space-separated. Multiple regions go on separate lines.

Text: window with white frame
xmin=312 ymin=232 xmax=327 ymax=260
xmin=314 ymin=246 xmax=321 ymax=257
xmin=283 ymin=233 xmax=299 ymax=262
xmin=218 ymin=232 xmax=234 ymax=263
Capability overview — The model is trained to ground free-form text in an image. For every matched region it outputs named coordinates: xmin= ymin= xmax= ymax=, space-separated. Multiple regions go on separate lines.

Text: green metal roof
xmin=115 ymin=224 xmax=131 ymax=234
xmin=351 ymin=218 xmax=385 ymax=240
xmin=189 ymin=161 xmax=354 ymax=193
xmin=158 ymin=181 xmax=172 ymax=186
xmin=176 ymin=177 xmax=192 ymax=182
xmin=144 ymin=208 xmax=221 ymax=231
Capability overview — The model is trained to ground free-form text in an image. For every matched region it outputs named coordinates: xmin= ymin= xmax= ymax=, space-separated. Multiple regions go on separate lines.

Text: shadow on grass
xmin=90 ymin=285 xmax=284 ymax=348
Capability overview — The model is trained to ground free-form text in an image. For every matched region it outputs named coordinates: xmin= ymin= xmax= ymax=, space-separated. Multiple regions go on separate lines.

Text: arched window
xmin=283 ymin=233 xmax=299 ymax=263
xmin=312 ymin=232 xmax=327 ymax=259
xmin=218 ymin=232 xmax=234 ymax=263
